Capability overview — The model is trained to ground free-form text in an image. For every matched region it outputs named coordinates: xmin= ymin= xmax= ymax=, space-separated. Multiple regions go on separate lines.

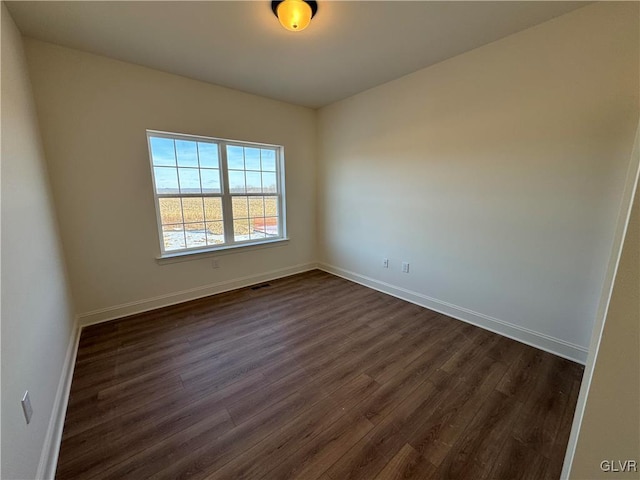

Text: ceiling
xmin=6 ymin=1 xmax=587 ymax=108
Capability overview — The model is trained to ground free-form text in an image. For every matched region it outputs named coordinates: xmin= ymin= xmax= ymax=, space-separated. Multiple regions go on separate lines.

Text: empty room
xmin=1 ymin=1 xmax=638 ymax=479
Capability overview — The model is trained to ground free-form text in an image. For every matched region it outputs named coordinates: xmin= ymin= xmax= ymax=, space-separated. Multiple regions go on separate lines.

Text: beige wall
xmin=317 ymin=2 xmax=639 ymax=362
xmin=23 ymin=40 xmax=317 ymax=320
xmin=1 ymin=5 xmax=76 ymax=479
xmin=570 ymin=176 xmax=639 ymax=478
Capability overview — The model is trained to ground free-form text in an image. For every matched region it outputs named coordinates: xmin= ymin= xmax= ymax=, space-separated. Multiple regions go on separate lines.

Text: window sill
xmin=156 ymin=238 xmax=290 ymax=265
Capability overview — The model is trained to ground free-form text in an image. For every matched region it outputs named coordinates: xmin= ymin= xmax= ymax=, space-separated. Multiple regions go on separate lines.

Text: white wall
xmin=23 ymin=40 xmax=317 ymax=322
xmin=570 ymin=171 xmax=639 ymax=479
xmin=1 ymin=5 xmax=76 ymax=479
xmin=317 ymin=2 xmax=639 ymax=362
xmin=561 ymin=117 xmax=640 ymax=478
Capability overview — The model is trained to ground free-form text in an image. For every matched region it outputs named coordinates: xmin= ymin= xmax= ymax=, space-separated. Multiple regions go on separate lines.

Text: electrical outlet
xmin=402 ymin=262 xmax=410 ymax=273
xmin=382 ymin=258 xmax=389 ymax=268
xmin=22 ymin=391 xmax=33 ymax=425
xmin=212 ymin=259 xmax=220 ymax=269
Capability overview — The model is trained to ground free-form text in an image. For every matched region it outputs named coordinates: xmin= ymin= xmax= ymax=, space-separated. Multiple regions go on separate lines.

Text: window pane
xmin=264 ymin=196 xmax=278 ymax=217
xmin=249 ymin=217 xmax=267 ymax=240
xmin=198 ymin=142 xmax=219 ymax=168
xmin=206 ymin=222 xmax=225 ymax=245
xmin=246 ymin=171 xmax=262 ymax=193
xmin=248 ymin=197 xmax=265 ymax=218
xmin=252 ymin=217 xmax=279 ymax=237
xmin=181 ymin=198 xmax=204 ymax=223
xmin=261 ymin=149 xmax=276 ymax=171
xmin=201 ymin=169 xmax=221 ymax=194
xmin=159 ymin=198 xmax=183 ymax=225
xmin=262 ymin=172 xmax=277 ymax=193
xmin=249 ymin=219 xmax=267 ymax=240
xmin=233 ymin=219 xmax=250 ymax=242
xmin=154 ymin=167 xmax=179 ymax=194
xmin=176 ymin=140 xmax=198 ymax=167
xmin=178 ymin=168 xmax=201 ymax=194
xmin=263 ymin=217 xmax=279 ymax=236
xmin=245 ymin=148 xmax=261 ymax=170
xmin=184 ymin=223 xmax=207 ymax=249
xmin=232 ymin=196 xmax=249 ymax=219
xmin=150 ymin=137 xmax=176 ymax=166
xmin=163 ymin=224 xmax=186 ymax=251
xmin=228 ymin=170 xmax=246 ymax=194
xmin=227 ymin=145 xmax=244 ymax=170
xmin=204 ymin=197 xmax=223 ymax=222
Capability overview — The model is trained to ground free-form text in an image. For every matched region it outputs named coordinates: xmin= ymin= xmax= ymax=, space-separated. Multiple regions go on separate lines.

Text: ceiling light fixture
xmin=272 ymin=0 xmax=318 ymax=32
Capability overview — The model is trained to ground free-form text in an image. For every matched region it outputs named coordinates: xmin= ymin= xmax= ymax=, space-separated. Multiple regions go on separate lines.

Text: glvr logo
xmin=600 ymin=460 xmax=638 ymax=473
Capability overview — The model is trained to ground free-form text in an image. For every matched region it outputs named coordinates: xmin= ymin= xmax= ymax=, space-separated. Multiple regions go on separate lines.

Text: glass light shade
xmin=277 ymin=0 xmax=312 ymax=32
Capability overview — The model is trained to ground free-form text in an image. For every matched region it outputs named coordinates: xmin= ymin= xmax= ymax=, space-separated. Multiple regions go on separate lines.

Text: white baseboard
xmin=36 ymin=320 xmax=81 ymax=480
xmin=319 ymin=263 xmax=588 ymax=364
xmin=78 ymin=262 xmax=318 ymax=327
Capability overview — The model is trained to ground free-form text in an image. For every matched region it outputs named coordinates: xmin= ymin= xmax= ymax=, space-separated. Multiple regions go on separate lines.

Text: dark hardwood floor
xmin=56 ymin=270 xmax=583 ymax=480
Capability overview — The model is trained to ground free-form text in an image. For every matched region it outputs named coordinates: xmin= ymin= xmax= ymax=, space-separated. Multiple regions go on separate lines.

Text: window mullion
xmin=172 ymin=140 xmax=188 ymax=249
xmin=195 ymin=142 xmax=209 ymax=246
xmin=219 ymin=142 xmax=234 ymax=244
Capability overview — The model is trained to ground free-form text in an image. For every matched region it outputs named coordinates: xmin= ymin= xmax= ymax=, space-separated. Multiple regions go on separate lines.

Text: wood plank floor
xmin=56 ymin=270 xmax=583 ymax=480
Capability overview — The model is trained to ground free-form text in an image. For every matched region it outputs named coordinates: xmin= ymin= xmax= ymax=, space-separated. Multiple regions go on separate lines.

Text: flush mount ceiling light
xmin=272 ymin=0 xmax=318 ymax=32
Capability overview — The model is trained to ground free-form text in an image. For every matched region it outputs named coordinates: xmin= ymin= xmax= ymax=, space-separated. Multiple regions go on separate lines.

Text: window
xmin=147 ymin=130 xmax=286 ymax=256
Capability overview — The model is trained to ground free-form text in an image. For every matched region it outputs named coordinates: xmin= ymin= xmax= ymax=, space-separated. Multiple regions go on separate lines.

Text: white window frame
xmin=146 ymin=130 xmax=287 ymax=258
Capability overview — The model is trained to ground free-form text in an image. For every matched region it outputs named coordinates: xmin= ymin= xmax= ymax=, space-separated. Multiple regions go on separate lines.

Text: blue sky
xmin=149 ymin=136 xmax=277 ymax=194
